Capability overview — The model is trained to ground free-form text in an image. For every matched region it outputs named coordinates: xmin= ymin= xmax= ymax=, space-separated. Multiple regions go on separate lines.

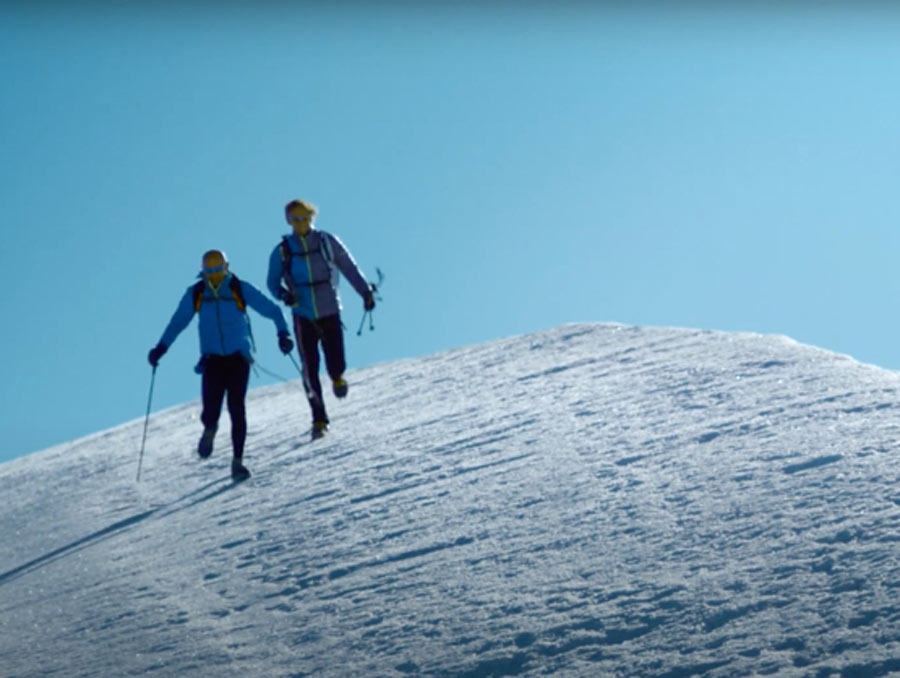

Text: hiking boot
xmin=332 ymin=377 xmax=348 ymax=399
xmin=231 ymin=458 xmax=251 ymax=481
xmin=312 ymin=420 xmax=329 ymax=440
xmin=198 ymin=427 xmax=216 ymax=458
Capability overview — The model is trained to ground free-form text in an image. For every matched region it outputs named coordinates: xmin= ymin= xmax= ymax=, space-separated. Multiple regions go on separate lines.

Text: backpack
xmin=279 ymin=233 xmax=337 ymax=290
xmin=192 ymin=274 xmax=247 ymax=313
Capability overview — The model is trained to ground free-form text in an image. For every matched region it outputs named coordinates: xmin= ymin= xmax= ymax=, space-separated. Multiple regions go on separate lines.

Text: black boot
xmin=198 ymin=427 xmax=216 ymax=458
xmin=231 ymin=457 xmax=251 ymax=481
xmin=332 ymin=376 xmax=348 ymax=398
xmin=312 ymin=420 xmax=329 ymax=440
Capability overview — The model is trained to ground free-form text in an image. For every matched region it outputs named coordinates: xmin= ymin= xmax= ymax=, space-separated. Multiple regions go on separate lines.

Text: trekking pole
xmin=287 ymin=353 xmax=305 ymax=384
xmin=356 ymin=310 xmax=374 ymax=336
xmin=136 ymin=365 xmax=157 ymax=482
xmin=287 ymin=352 xmax=320 ymax=406
xmin=357 ymin=268 xmax=384 ymax=336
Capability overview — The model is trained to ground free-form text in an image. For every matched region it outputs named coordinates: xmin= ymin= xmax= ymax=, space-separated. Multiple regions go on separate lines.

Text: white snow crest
xmin=2 ymin=323 xmax=900 ymax=677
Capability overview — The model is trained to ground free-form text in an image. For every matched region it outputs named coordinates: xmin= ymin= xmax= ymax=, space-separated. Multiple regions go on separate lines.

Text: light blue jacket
xmin=158 ymin=273 xmax=289 ymax=361
xmin=267 ymin=229 xmax=370 ymax=320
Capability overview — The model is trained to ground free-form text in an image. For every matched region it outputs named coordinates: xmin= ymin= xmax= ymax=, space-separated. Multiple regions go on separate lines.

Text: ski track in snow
xmin=3 ymin=323 xmax=900 ymax=677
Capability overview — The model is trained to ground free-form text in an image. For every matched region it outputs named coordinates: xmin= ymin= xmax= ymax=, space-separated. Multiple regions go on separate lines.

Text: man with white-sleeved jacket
xmin=267 ymin=199 xmax=375 ymax=440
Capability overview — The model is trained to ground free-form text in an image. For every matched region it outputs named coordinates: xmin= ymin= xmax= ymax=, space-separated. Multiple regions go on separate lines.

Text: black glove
xmin=278 ymin=331 xmax=294 ymax=355
xmin=277 ymin=287 xmax=297 ymax=307
xmin=364 ymin=287 xmax=376 ymax=312
xmin=148 ymin=343 xmax=167 ymax=367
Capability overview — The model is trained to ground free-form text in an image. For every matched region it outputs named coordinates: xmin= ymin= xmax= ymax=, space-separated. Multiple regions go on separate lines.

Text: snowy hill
xmin=3 ymin=323 xmax=900 ymax=678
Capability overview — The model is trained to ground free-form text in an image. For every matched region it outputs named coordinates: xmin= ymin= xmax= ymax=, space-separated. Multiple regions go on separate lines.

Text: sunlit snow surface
xmin=3 ymin=323 xmax=900 ymax=678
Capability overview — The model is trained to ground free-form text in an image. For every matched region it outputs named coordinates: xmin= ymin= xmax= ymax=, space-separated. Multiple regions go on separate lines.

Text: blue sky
xmin=3 ymin=2 xmax=900 ymax=464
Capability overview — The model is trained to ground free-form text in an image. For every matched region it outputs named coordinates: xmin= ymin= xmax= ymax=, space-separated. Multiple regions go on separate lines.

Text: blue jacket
xmin=158 ymin=273 xmax=289 ymax=361
xmin=267 ymin=229 xmax=370 ymax=320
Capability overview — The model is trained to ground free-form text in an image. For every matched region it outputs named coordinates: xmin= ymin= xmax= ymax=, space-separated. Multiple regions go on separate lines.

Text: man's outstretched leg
xmin=224 ymin=353 xmax=251 ymax=480
xmin=320 ymin=314 xmax=348 ymax=399
xmin=199 ymin=356 xmax=228 ymax=458
xmin=295 ymin=315 xmax=329 ymax=439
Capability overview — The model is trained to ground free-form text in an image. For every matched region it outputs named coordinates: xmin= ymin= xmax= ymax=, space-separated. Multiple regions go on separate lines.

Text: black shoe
xmin=198 ymin=427 xmax=216 ymax=458
xmin=311 ymin=421 xmax=329 ymax=440
xmin=231 ymin=458 xmax=251 ymax=481
xmin=332 ymin=377 xmax=348 ymax=399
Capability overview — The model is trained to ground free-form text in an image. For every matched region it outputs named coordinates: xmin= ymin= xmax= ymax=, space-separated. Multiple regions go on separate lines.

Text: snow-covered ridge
xmin=3 ymin=323 xmax=900 ymax=678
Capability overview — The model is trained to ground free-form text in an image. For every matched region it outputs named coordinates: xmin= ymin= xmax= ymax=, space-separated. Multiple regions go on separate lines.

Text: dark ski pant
xmin=201 ymin=352 xmax=251 ymax=459
xmin=293 ymin=313 xmax=345 ymax=424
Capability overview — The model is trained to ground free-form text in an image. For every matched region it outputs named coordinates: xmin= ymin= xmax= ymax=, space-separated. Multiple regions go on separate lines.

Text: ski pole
xmin=136 ymin=365 xmax=157 ymax=482
xmin=288 ymin=352 xmax=320 ymax=406
xmin=356 ymin=309 xmax=374 ymax=336
xmin=356 ymin=269 xmax=384 ymax=336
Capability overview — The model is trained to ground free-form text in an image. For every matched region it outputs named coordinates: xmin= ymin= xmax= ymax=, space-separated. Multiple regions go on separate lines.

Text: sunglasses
xmin=203 ymin=264 xmax=226 ymax=275
xmin=288 ymin=213 xmax=313 ymax=223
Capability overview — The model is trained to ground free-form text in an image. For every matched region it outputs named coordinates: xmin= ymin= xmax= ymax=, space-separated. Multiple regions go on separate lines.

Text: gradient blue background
xmin=3 ymin=2 xmax=900 ymax=464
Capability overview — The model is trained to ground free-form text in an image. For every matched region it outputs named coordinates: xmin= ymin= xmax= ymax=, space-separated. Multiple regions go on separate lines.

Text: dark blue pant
xmin=201 ymin=353 xmax=251 ymax=459
xmin=293 ymin=313 xmax=346 ymax=424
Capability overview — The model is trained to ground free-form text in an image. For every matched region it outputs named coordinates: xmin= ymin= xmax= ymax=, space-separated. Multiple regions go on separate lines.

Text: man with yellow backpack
xmin=148 ymin=249 xmax=294 ymax=480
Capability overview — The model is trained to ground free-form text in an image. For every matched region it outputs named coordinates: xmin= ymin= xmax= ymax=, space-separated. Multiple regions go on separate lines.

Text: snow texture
xmin=2 ymin=323 xmax=900 ymax=678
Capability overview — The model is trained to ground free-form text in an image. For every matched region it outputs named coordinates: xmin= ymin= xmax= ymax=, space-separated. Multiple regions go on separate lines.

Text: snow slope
xmin=2 ymin=323 xmax=900 ymax=678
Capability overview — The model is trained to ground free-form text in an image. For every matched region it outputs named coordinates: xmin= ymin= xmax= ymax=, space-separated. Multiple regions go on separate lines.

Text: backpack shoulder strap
xmin=228 ymin=273 xmax=254 ymax=351
xmin=229 ymin=274 xmax=247 ymax=312
xmin=192 ymin=280 xmax=206 ymax=312
xmin=319 ymin=231 xmax=334 ymax=267
xmin=279 ymin=236 xmax=292 ymax=261
xmin=279 ymin=236 xmax=293 ymax=283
